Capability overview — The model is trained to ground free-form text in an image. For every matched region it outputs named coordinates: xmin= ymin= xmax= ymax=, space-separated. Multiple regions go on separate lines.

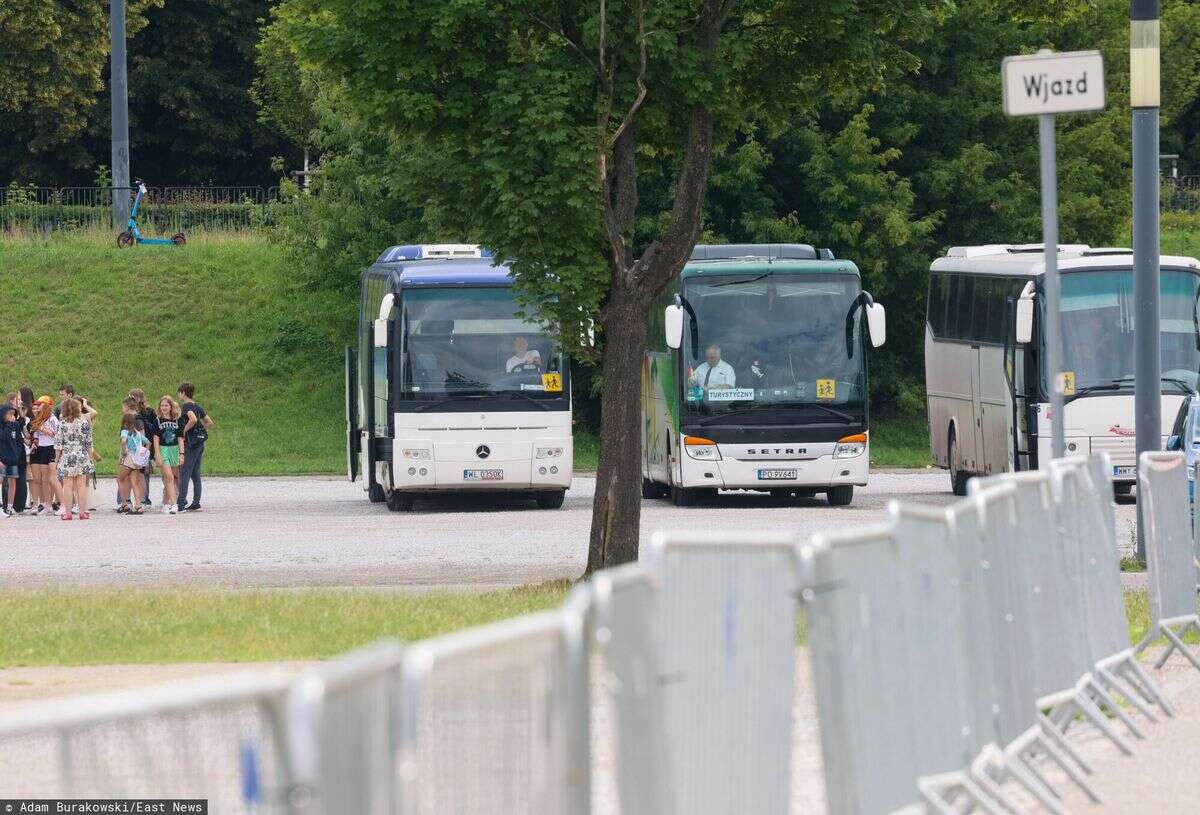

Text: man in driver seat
xmin=689 ymin=344 xmax=736 ymax=390
xmin=505 ymin=336 xmax=542 ymax=372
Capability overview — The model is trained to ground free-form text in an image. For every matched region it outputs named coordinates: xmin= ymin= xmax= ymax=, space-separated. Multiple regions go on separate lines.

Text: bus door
xmin=344 ymin=346 xmax=360 ymax=481
xmin=370 ymin=315 xmax=393 ymax=488
xmin=969 ymin=343 xmax=986 ymax=472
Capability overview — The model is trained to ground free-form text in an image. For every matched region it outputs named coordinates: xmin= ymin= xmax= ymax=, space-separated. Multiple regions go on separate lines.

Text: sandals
xmin=60 ymin=512 xmax=72 ymax=521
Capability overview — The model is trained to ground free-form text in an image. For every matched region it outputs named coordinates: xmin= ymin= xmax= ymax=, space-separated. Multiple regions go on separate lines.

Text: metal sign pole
xmin=1039 ymin=113 xmax=1066 ymax=458
xmin=1131 ymin=0 xmax=1160 ymax=563
xmin=110 ymin=0 xmax=131 ymax=230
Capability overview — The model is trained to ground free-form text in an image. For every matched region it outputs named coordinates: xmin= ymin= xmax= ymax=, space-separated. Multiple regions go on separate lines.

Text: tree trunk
xmin=585 ymin=291 xmax=649 ymax=574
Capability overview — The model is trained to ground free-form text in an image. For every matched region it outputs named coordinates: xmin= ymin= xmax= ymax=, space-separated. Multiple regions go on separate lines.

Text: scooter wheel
xmin=171 ymin=233 xmax=186 ymax=246
xmin=116 ymin=230 xmax=134 ymax=248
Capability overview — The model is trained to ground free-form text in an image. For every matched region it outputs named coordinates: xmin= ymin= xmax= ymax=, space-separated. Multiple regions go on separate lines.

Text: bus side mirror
xmin=373 ymin=319 xmax=390 ymax=348
xmin=1168 ymin=434 xmax=1182 ymax=451
xmin=665 ymin=305 xmax=684 ymax=350
xmin=866 ymin=302 xmax=886 ymax=348
xmin=1015 ymin=287 xmax=1035 ymax=344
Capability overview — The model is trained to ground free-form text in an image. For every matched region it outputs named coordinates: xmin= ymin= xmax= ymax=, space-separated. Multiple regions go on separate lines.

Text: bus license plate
xmin=1113 ymin=466 xmax=1136 ymax=478
xmin=464 ymin=469 xmax=504 ymax=481
xmin=758 ymin=469 xmax=797 ymax=480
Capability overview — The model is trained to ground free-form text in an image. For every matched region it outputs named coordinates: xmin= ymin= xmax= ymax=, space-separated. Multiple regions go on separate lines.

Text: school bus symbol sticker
xmin=816 ymin=379 xmax=836 ymax=400
xmin=1059 ymin=371 xmax=1075 ymax=397
xmin=542 ymin=372 xmax=563 ymax=393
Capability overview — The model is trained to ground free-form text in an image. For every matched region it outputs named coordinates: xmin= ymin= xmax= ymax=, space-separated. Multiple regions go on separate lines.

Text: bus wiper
xmin=1064 ymin=383 xmax=1121 ymax=403
xmin=697 ymin=405 xmax=770 ymax=425
xmin=413 ymin=393 xmax=490 ymax=412
xmin=1110 ymin=375 xmax=1193 ymax=394
xmin=502 ymin=391 xmax=550 ymax=411
xmin=697 ymin=402 xmax=855 ymax=425
xmin=709 ymin=271 xmax=773 ymax=288
xmin=806 ymin=403 xmax=856 ymax=423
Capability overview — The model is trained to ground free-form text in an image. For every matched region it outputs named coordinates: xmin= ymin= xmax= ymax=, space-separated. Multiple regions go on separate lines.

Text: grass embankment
xmin=870 ymin=414 xmax=930 ymax=468
xmin=0 ymin=233 xmax=342 ymax=475
xmin=0 ymin=583 xmax=569 ymax=667
xmin=0 ymin=584 xmax=1185 ymax=665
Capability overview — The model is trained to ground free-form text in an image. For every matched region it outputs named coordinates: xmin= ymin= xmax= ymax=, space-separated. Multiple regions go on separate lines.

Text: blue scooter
xmin=116 ymin=180 xmax=186 ymax=248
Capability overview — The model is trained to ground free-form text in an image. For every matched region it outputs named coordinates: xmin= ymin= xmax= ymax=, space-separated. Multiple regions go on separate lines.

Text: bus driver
xmin=505 ymin=337 xmax=542 ymax=372
xmin=689 ymin=344 xmax=736 ymax=390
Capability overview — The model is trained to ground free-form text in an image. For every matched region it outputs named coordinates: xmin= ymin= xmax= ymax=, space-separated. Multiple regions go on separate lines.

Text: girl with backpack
xmin=117 ymin=413 xmax=150 ymax=514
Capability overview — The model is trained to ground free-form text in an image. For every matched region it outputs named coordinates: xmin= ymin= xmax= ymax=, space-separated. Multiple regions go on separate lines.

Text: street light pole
xmin=1131 ymin=0 xmax=1161 ymax=563
xmin=110 ymin=0 xmax=131 ymax=230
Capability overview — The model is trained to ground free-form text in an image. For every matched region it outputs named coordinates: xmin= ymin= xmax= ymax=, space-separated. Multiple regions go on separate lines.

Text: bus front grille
xmin=1090 ymin=435 xmax=1136 ymax=466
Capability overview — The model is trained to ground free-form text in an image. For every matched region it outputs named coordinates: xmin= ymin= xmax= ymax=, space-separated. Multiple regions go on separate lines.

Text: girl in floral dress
xmin=54 ymin=397 xmax=95 ymax=520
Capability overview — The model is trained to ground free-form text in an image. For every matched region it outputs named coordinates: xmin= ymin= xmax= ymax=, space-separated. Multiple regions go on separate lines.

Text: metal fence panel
xmin=1139 ymin=452 xmax=1198 ymax=624
xmin=645 ymin=530 xmax=798 ymax=815
xmin=286 ymin=641 xmax=403 ymax=815
xmin=802 ymin=524 xmax=920 ymax=814
xmin=1074 ymin=454 xmax=1131 ymax=659
xmin=0 ymin=672 xmax=295 ymax=812
xmin=398 ymin=599 xmax=589 ymax=815
xmin=588 ymin=562 xmax=673 ymax=815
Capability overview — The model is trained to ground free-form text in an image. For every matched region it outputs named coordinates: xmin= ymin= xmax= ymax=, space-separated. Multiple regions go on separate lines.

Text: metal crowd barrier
xmin=1135 ymin=451 xmax=1200 ymax=672
xmin=396 ymin=593 xmax=590 ymax=815
xmin=644 ymin=530 xmax=799 ymax=815
xmin=586 ymin=562 xmax=673 ymax=815
xmin=0 ymin=671 xmax=297 ymax=812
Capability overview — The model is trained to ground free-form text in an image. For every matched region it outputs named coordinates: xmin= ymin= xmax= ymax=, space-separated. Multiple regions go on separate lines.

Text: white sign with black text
xmin=1002 ymin=50 xmax=1105 ymax=117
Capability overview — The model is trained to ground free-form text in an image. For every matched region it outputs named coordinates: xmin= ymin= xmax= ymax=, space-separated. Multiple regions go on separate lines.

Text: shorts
xmin=31 ymin=446 xmax=54 ymax=466
xmin=1 ymin=464 xmax=18 ymax=478
xmin=159 ymin=446 xmax=180 ymax=467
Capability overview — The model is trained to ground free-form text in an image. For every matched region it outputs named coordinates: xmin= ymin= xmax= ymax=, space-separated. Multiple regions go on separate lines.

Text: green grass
xmin=0 ymin=232 xmax=343 ymax=475
xmin=870 ymin=413 xmax=931 ymax=468
xmin=574 ymin=426 xmax=599 ymax=471
xmin=1125 ymin=590 xmax=1200 ymax=647
xmin=0 ymin=583 xmax=570 ymax=667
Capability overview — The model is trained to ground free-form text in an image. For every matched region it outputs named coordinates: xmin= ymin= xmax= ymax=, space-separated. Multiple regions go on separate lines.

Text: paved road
xmin=0 ymin=473 xmax=1139 ymax=589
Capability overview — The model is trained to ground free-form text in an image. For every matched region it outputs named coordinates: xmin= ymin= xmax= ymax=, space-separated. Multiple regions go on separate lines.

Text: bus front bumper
xmin=389 ymin=442 xmax=572 ymax=492
xmin=681 ymin=446 xmax=869 ymax=490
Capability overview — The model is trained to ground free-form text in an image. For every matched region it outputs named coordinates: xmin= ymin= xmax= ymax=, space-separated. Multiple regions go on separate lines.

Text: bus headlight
xmin=834 ymin=433 xmax=867 ymax=459
xmin=402 ymin=448 xmax=432 ymax=460
xmin=684 ymin=436 xmax=721 ymax=461
xmin=536 ymin=447 xmax=564 ymax=459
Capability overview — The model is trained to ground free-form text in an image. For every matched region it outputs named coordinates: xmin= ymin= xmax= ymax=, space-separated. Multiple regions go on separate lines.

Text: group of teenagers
xmin=0 ymin=382 xmax=213 ymax=520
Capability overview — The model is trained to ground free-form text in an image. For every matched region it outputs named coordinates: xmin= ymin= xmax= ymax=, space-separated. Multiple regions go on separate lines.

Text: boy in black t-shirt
xmin=176 ymin=382 xmax=213 ymax=511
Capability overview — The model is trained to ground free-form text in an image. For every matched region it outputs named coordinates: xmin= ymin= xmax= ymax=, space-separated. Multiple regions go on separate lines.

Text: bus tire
xmin=827 ymin=485 xmax=854 ymax=506
xmin=642 ymin=478 xmax=667 ymax=499
xmin=387 ymin=491 xmax=415 ymax=512
xmin=368 ymin=481 xmax=387 ymax=503
xmin=949 ymin=428 xmax=970 ymax=496
xmin=536 ymin=490 xmax=566 ymax=509
xmin=670 ymin=483 xmax=696 ymax=507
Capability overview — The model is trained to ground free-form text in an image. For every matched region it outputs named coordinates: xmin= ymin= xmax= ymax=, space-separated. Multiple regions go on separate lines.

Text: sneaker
xmin=51 ymin=501 xmax=60 ymax=513
xmin=169 ymin=504 xmax=179 ymax=515
xmin=33 ymin=504 xmax=44 ymax=516
xmin=161 ymin=504 xmax=170 ymax=514
xmin=183 ymin=503 xmax=201 ymax=512
xmin=0 ymin=510 xmax=9 ymax=519
xmin=141 ymin=498 xmax=152 ymax=506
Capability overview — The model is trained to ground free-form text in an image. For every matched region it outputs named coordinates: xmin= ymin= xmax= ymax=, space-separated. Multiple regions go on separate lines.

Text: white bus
xmin=924 ymin=243 xmax=1200 ymax=495
xmin=642 ymin=244 xmax=886 ymax=506
xmin=344 ymin=244 xmax=572 ymax=511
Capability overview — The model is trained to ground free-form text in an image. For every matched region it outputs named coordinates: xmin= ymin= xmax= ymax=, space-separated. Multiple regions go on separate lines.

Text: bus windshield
xmin=680 ymin=273 xmax=866 ymax=421
xmin=1057 ymin=268 xmax=1200 ymax=395
xmin=398 ymin=287 xmax=566 ymax=401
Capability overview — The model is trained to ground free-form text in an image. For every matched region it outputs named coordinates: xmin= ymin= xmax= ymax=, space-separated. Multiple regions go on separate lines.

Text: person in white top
xmin=505 ymin=336 xmax=542 ymax=372
xmin=28 ymin=396 xmax=62 ymax=515
xmin=689 ymin=344 xmax=736 ymax=389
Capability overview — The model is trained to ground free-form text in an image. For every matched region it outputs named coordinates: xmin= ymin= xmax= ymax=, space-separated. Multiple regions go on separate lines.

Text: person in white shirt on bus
xmin=689 ymin=344 xmax=736 ymax=389
xmin=505 ymin=336 xmax=542 ymax=372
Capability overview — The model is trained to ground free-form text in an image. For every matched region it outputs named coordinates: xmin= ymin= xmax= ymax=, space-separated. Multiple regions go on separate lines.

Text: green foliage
xmin=251 ymin=6 xmax=321 ymax=153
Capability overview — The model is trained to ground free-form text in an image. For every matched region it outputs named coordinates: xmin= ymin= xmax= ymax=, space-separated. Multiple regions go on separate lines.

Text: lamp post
xmin=110 ymin=0 xmax=131 ymax=230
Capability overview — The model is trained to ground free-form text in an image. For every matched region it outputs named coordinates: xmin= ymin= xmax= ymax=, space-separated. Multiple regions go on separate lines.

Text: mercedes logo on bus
xmin=476 ymin=445 xmax=491 ymax=459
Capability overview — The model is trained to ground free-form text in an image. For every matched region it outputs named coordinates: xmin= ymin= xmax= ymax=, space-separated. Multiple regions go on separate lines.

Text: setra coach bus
xmin=641 ymin=244 xmax=886 ymax=506
xmin=345 ymin=244 xmax=572 ymax=511
xmin=924 ymin=243 xmax=1200 ymax=495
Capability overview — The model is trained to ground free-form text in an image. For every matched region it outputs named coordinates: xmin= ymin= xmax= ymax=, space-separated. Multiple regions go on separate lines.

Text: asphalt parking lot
xmin=0 ymin=471 xmax=1140 ymax=589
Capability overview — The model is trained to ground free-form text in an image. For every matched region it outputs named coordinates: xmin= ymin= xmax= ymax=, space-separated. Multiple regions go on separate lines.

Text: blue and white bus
xmin=345 ymin=244 xmax=573 ymax=511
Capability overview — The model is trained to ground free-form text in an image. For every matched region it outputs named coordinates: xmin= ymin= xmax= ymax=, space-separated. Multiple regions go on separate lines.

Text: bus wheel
xmin=535 ymin=490 xmax=565 ymax=509
xmin=827 ymin=485 xmax=854 ymax=506
xmin=949 ymin=429 xmax=970 ymax=496
xmin=670 ymin=483 xmax=695 ymax=507
xmin=387 ymin=491 xmax=415 ymax=512
xmin=368 ymin=482 xmax=387 ymax=503
xmin=641 ymin=478 xmax=667 ymax=499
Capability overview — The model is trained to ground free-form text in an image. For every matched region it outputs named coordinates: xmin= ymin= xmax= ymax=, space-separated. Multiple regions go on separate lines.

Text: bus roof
xmin=681 ymin=258 xmax=860 ymax=278
xmin=931 ymin=243 xmax=1200 ymax=275
xmin=368 ymin=257 xmax=513 ymax=287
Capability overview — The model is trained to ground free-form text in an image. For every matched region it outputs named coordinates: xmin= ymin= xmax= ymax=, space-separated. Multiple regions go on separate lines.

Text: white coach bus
xmin=642 ymin=244 xmax=886 ymax=506
xmin=344 ymin=244 xmax=572 ymax=511
xmin=925 ymin=243 xmax=1200 ymax=494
